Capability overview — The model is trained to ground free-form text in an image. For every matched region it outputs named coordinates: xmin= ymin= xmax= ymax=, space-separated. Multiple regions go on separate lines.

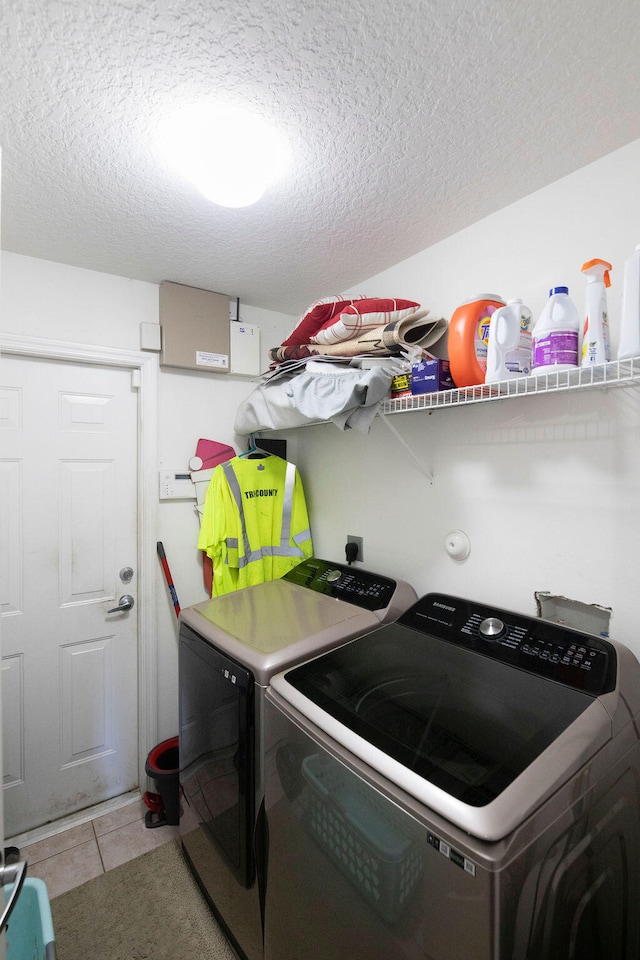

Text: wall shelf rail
xmin=381 ymin=357 xmax=640 ymax=416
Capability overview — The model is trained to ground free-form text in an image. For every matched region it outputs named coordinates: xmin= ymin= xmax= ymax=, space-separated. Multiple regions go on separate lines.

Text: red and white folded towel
xmin=269 ymin=295 xmax=446 ymax=364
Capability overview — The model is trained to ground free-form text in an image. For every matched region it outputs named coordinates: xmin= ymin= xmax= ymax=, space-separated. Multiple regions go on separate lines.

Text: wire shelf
xmin=381 ymin=357 xmax=640 ymax=415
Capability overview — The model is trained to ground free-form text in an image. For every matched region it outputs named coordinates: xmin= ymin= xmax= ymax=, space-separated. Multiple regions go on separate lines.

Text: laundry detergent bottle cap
xmin=580 ymin=258 xmax=612 ymax=366
xmin=531 ymin=286 xmax=580 ymax=375
xmin=448 ymin=293 xmax=505 ymax=387
xmin=618 ymin=243 xmax=640 ymax=361
xmin=485 ymin=299 xmax=533 ymax=383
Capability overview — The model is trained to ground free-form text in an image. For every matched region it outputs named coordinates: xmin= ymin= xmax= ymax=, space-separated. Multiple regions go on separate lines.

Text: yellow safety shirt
xmin=198 ymin=455 xmax=313 ymax=596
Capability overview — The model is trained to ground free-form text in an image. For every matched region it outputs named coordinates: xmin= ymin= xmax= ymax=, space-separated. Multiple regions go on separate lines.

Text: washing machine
xmin=178 ymin=557 xmax=416 ymax=960
xmin=264 ymin=592 xmax=640 ymax=960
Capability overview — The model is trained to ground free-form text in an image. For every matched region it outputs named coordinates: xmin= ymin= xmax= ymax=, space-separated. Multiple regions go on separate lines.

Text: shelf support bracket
xmin=377 ymin=412 xmax=434 ymax=485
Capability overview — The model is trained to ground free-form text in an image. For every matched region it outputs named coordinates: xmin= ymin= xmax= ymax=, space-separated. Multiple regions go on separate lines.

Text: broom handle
xmin=157 ymin=541 xmax=181 ymax=618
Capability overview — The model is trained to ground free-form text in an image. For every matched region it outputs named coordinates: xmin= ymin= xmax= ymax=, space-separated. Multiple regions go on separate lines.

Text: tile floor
xmin=7 ymin=793 xmax=180 ymax=900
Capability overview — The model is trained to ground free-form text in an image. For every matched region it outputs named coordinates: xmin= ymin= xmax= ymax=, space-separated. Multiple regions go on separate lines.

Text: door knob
xmin=107 ymin=594 xmax=135 ymax=614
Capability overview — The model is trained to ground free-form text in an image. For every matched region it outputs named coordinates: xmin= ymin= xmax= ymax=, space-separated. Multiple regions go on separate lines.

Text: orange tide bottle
xmin=447 ymin=294 xmax=506 ymax=387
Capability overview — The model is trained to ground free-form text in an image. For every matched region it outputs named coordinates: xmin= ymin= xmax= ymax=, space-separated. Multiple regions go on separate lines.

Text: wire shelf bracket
xmin=377 ymin=412 xmax=434 ymax=485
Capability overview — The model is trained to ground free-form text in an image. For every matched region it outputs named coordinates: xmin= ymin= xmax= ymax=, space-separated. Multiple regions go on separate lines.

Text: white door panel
xmin=0 ymin=356 xmax=139 ymax=835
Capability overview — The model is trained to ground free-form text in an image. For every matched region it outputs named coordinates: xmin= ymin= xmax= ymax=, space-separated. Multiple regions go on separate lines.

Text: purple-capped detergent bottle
xmin=531 ymin=286 xmax=580 ymax=375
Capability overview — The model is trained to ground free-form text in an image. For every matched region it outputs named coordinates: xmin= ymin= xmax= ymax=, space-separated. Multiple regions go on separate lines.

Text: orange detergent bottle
xmin=447 ymin=294 xmax=506 ymax=387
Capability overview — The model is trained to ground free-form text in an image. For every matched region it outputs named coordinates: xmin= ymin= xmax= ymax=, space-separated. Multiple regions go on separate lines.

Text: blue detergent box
xmin=411 ymin=358 xmax=454 ymax=394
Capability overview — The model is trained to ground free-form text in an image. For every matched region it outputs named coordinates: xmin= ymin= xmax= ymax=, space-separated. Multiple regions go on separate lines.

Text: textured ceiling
xmin=1 ymin=0 xmax=640 ymax=316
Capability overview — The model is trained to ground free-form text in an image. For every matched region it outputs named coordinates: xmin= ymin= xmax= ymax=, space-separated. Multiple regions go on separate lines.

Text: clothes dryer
xmin=178 ymin=558 xmax=416 ymax=960
xmin=265 ymin=593 xmax=640 ymax=960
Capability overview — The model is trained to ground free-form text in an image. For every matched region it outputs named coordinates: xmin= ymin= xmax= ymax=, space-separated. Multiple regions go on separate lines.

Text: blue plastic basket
xmin=302 ymin=753 xmax=423 ymax=922
xmin=5 ymin=878 xmax=56 ymax=960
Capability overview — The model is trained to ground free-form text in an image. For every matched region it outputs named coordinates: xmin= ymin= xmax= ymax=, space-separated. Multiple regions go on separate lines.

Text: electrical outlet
xmin=347 ymin=535 xmax=364 ymax=562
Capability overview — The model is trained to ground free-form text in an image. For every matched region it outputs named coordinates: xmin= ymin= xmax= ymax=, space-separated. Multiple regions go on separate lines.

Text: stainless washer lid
xmin=179 ymin=558 xmax=416 ymax=685
xmin=182 ymin=579 xmax=378 ymax=682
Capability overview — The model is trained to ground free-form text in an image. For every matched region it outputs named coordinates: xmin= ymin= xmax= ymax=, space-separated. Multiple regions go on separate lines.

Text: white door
xmin=0 ymin=143 xmax=9 ymax=959
xmin=0 ymin=355 xmax=139 ymax=836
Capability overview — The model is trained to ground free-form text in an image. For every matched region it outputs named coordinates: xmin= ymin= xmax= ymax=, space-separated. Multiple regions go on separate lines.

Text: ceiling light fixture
xmin=158 ymin=103 xmax=290 ymax=208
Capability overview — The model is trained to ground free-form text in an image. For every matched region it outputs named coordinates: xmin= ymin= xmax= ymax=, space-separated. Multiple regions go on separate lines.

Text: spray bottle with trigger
xmin=581 ymin=258 xmax=611 ymax=366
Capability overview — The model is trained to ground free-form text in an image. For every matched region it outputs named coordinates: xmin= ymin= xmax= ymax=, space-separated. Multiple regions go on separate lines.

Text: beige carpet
xmin=50 ymin=839 xmax=236 ymax=960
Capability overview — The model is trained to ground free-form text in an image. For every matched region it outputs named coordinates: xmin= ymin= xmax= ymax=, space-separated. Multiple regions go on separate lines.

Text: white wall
xmin=154 ymin=304 xmax=295 ymax=732
xmin=0 ymin=251 xmax=295 ymax=739
xmin=346 ymin=138 xmax=640 ymax=342
xmin=287 ymin=137 xmax=640 ymax=663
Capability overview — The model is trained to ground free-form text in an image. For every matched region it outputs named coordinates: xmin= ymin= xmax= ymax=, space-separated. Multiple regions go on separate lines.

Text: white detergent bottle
xmin=531 ymin=286 xmax=580 ymax=375
xmin=581 ymin=258 xmax=611 ymax=366
xmin=485 ymin=299 xmax=532 ymax=382
xmin=618 ymin=244 xmax=640 ymax=360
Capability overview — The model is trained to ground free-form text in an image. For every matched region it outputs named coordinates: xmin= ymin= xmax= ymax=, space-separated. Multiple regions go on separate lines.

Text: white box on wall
xmin=230 ymin=321 xmax=261 ymax=376
xmin=140 ymin=322 xmax=162 ymax=351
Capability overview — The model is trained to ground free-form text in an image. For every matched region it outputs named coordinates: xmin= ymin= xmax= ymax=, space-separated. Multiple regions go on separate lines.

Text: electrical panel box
xmin=160 ymin=281 xmax=230 ymax=372
xmin=230 ymin=321 xmax=261 ymax=376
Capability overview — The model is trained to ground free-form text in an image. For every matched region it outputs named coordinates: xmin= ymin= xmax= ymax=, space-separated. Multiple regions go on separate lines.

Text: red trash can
xmin=143 ymin=736 xmax=179 ymax=827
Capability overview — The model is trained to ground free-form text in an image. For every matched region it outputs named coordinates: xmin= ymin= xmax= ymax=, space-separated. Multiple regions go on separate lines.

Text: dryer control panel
xmin=283 ymin=558 xmax=398 ymax=612
xmin=400 ymin=593 xmax=616 ymax=694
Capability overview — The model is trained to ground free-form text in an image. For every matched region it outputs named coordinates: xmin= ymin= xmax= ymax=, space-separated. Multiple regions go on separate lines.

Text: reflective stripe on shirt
xmin=222 ymin=460 xmax=307 ymax=568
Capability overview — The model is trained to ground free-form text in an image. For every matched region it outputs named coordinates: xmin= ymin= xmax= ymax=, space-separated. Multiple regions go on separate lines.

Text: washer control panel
xmin=400 ymin=593 xmax=616 ymax=695
xmin=283 ymin=558 xmax=398 ymax=612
